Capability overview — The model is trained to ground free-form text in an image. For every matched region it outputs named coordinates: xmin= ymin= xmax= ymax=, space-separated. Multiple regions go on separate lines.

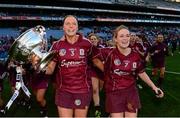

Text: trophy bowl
xmin=8 ymin=25 xmax=55 ymax=71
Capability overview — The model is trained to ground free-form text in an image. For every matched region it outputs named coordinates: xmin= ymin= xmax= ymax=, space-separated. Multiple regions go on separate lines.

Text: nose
xmin=69 ymin=23 xmax=74 ymax=28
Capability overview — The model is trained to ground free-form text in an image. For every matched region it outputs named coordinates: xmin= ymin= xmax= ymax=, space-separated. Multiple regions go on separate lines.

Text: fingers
xmin=154 ymin=88 xmax=164 ymax=98
xmin=30 ymin=54 xmax=40 ymax=70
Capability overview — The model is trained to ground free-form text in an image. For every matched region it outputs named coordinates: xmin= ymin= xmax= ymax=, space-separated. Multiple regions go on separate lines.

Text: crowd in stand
xmin=0 ymin=26 xmax=179 ymax=61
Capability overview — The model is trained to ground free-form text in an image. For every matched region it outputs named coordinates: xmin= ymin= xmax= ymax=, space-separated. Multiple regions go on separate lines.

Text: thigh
xmin=57 ymin=106 xmax=73 ymax=117
xmin=125 ymin=110 xmax=138 ymax=117
xmin=36 ymin=89 xmax=46 ymax=99
xmin=110 ymin=113 xmax=124 ymax=117
xmin=92 ymin=77 xmax=99 ymax=92
xmin=74 ymin=106 xmax=89 ymax=117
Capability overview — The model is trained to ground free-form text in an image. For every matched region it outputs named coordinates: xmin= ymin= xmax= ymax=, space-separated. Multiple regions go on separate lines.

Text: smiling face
xmin=89 ymin=35 xmax=99 ymax=46
xmin=63 ymin=15 xmax=78 ymax=37
xmin=114 ymin=27 xmax=130 ymax=49
xmin=156 ymin=34 xmax=164 ymax=43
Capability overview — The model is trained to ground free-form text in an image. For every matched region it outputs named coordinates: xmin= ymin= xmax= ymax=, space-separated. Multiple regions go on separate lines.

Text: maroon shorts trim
xmin=105 ymin=85 xmax=141 ymax=113
xmin=55 ymin=90 xmax=92 ymax=109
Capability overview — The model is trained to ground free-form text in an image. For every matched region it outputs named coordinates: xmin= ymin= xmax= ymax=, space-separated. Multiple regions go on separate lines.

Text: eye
xmin=72 ymin=22 xmax=77 ymax=26
xmin=119 ymin=35 xmax=124 ymax=38
xmin=65 ymin=22 xmax=70 ymax=25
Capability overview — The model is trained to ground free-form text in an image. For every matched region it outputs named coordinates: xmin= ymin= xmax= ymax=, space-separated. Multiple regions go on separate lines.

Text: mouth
xmin=67 ymin=29 xmax=75 ymax=33
xmin=122 ymin=41 xmax=128 ymax=44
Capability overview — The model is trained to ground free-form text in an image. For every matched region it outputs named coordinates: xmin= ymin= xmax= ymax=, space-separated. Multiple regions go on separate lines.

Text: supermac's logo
xmin=59 ymin=49 xmax=66 ymax=56
xmin=114 ymin=59 xmax=121 ymax=66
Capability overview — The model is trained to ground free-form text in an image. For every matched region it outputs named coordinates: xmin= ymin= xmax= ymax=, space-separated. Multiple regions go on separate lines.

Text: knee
xmin=36 ymin=94 xmax=44 ymax=103
xmin=93 ymin=87 xmax=99 ymax=95
xmin=160 ymin=73 xmax=164 ymax=78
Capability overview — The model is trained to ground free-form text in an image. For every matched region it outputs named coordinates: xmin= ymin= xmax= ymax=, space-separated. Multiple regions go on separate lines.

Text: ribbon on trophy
xmin=5 ymin=66 xmax=31 ymax=110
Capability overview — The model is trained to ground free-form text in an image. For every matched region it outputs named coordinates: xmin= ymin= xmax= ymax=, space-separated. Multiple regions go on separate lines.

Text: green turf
xmin=1 ymin=51 xmax=180 ymax=117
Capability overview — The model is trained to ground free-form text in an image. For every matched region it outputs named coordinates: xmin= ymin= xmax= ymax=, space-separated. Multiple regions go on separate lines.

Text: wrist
xmin=152 ymin=86 xmax=157 ymax=91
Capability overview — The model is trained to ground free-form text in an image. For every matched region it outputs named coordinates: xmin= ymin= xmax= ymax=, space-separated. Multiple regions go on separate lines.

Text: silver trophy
xmin=2 ymin=26 xmax=55 ymax=113
xmin=8 ymin=25 xmax=55 ymax=71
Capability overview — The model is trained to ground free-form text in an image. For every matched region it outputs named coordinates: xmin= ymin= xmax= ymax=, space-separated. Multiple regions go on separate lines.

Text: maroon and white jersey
xmin=130 ymin=42 xmax=147 ymax=59
xmin=99 ymin=47 xmax=145 ymax=92
xmin=50 ymin=33 xmax=99 ymax=93
xmin=149 ymin=42 xmax=168 ymax=68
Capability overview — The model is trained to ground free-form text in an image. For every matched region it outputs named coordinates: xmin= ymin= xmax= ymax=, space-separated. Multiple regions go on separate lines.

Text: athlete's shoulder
xmin=131 ymin=49 xmax=141 ymax=58
xmin=81 ymin=35 xmax=91 ymax=44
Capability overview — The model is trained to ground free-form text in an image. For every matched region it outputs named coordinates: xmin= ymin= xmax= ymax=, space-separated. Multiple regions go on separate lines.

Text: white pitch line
xmin=146 ymin=68 xmax=180 ymax=75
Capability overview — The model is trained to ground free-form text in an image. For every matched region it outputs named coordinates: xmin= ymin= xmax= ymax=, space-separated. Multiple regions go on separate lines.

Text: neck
xmin=66 ymin=35 xmax=78 ymax=44
xmin=117 ymin=45 xmax=131 ymax=56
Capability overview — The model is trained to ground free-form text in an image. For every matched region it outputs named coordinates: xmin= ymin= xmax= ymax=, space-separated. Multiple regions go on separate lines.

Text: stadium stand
xmin=0 ymin=0 xmax=179 ymax=59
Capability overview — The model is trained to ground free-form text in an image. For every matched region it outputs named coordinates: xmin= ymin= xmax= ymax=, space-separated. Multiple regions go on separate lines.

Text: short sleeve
xmin=136 ymin=57 xmax=145 ymax=74
xmin=98 ymin=48 xmax=113 ymax=62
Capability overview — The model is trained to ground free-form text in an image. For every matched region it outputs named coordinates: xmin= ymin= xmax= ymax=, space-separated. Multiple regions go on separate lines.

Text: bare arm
xmin=92 ymin=58 xmax=104 ymax=72
xmin=45 ymin=61 xmax=57 ymax=75
xmin=138 ymin=72 xmax=164 ymax=98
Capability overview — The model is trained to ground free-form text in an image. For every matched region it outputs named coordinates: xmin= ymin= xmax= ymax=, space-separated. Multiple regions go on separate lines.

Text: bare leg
xmin=57 ymin=106 xmax=73 ymax=117
xmin=74 ymin=106 xmax=89 ymax=118
xmin=110 ymin=112 xmax=124 ymax=118
xmin=125 ymin=109 xmax=138 ymax=117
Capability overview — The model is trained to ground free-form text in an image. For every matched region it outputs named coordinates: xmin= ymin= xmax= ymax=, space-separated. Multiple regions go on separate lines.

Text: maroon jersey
xmin=130 ymin=42 xmax=147 ymax=60
xmin=99 ymin=47 xmax=144 ymax=92
xmin=149 ymin=42 xmax=168 ymax=68
xmin=143 ymin=41 xmax=150 ymax=58
xmin=88 ymin=45 xmax=104 ymax=80
xmin=51 ymin=33 xmax=99 ymax=93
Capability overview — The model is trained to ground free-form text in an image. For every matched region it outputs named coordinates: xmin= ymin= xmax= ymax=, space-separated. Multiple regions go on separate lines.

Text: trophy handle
xmin=39 ymin=52 xmax=56 ymax=70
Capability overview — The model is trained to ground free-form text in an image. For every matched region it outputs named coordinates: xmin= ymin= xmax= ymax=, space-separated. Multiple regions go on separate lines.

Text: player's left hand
xmin=153 ymin=87 xmax=164 ymax=98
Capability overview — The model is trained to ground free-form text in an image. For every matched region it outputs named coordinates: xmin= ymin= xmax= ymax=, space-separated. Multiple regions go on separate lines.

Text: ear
xmin=113 ymin=37 xmax=117 ymax=43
